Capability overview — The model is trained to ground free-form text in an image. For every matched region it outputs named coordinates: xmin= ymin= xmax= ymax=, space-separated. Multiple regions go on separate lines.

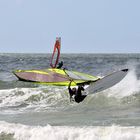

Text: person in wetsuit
xmin=57 ymin=61 xmax=63 ymax=69
xmin=68 ymin=81 xmax=87 ymax=103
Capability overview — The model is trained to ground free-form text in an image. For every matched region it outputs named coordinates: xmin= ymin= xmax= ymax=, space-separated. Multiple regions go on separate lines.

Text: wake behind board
xmin=86 ymin=69 xmax=128 ymax=94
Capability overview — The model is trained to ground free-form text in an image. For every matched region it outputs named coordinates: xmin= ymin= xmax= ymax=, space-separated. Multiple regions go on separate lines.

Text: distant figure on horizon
xmin=57 ymin=61 xmax=63 ymax=69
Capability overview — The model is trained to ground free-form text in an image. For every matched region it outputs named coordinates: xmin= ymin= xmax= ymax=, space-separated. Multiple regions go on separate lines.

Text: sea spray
xmin=107 ymin=69 xmax=140 ymax=98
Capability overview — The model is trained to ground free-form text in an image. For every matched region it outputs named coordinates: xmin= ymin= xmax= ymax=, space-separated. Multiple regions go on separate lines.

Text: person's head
xmin=72 ymin=87 xmax=76 ymax=93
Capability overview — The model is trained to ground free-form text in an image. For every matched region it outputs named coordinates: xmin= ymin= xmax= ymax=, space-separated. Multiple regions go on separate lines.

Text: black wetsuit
xmin=68 ymin=85 xmax=87 ymax=103
xmin=68 ymin=87 xmax=75 ymax=102
xmin=57 ymin=61 xmax=63 ymax=69
xmin=74 ymin=86 xmax=87 ymax=103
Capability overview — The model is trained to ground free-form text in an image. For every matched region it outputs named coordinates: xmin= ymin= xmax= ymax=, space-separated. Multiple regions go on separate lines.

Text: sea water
xmin=0 ymin=53 xmax=140 ymax=140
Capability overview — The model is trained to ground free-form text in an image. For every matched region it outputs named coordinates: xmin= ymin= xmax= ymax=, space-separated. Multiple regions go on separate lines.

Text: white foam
xmin=0 ymin=88 xmax=40 ymax=107
xmin=0 ymin=121 xmax=140 ymax=140
xmin=0 ymin=87 xmax=69 ymax=114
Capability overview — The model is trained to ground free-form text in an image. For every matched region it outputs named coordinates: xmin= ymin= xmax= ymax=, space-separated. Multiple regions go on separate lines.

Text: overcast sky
xmin=0 ymin=0 xmax=140 ymax=53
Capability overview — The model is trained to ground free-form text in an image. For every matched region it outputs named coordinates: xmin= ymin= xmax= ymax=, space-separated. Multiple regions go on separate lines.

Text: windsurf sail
xmin=50 ymin=37 xmax=61 ymax=68
xmin=65 ymin=70 xmax=99 ymax=81
xmin=13 ymin=68 xmax=99 ymax=86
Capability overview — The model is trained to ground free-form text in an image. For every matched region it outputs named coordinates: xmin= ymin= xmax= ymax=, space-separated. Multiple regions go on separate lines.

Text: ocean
xmin=0 ymin=53 xmax=140 ymax=140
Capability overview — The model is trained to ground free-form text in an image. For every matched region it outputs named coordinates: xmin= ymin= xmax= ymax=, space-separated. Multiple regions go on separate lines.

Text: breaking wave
xmin=0 ymin=86 xmax=70 ymax=114
xmin=0 ymin=121 xmax=140 ymax=140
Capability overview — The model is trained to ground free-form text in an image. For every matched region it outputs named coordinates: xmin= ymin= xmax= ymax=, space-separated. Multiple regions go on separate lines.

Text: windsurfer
xmin=68 ymin=81 xmax=87 ymax=103
xmin=57 ymin=61 xmax=63 ymax=69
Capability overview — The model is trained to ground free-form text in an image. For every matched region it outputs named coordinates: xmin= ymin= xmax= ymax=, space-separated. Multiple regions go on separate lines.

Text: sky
xmin=0 ymin=0 xmax=140 ymax=53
